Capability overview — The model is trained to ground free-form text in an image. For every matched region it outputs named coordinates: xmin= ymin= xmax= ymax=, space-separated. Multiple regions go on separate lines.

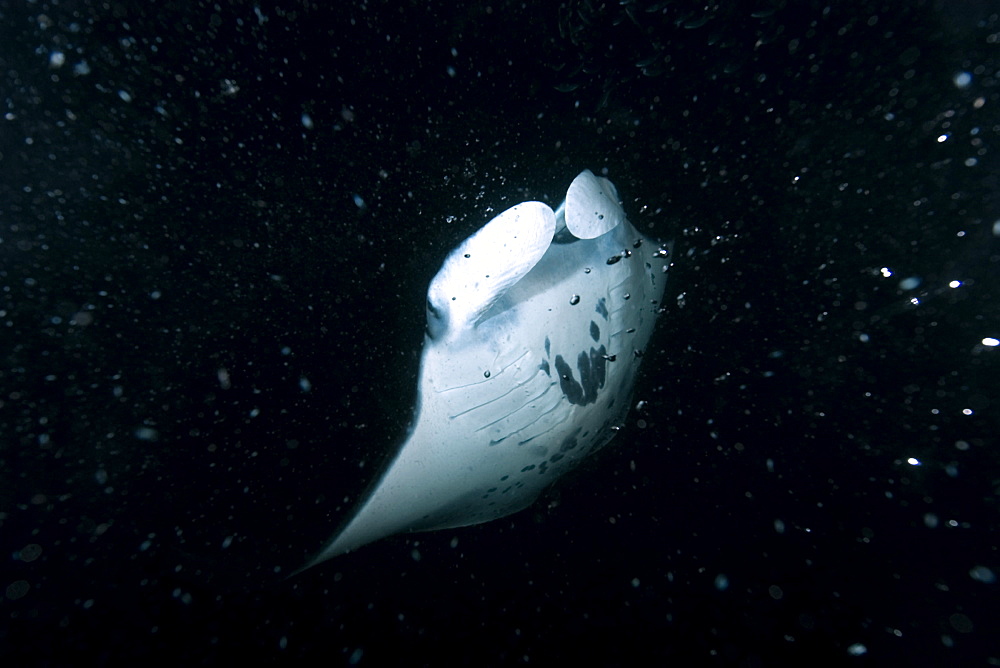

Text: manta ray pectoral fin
xmin=564 ymin=169 xmax=627 ymax=239
xmin=427 ymin=201 xmax=555 ymax=336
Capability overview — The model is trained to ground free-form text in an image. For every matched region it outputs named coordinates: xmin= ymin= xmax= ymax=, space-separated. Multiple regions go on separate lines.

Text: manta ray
xmin=308 ymin=169 xmax=670 ymax=566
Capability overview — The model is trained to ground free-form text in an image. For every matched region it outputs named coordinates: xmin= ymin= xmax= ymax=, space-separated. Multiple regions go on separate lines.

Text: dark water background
xmin=2 ymin=1 xmax=998 ymax=665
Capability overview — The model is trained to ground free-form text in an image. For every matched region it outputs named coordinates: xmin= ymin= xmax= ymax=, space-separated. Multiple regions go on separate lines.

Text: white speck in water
xmin=19 ymin=544 xmax=42 ymax=562
xmin=301 ymin=113 xmax=314 ymax=129
xmin=714 ymin=574 xmax=729 ymax=591
xmin=299 ymin=377 xmax=312 ymax=392
xmin=5 ymin=580 xmax=30 ymax=600
xmin=49 ymin=51 xmax=65 ymax=68
xmin=847 ymin=643 xmax=867 ymax=656
xmin=953 ymin=71 xmax=972 ymax=88
xmin=982 ymin=337 xmax=999 ymax=347
xmin=135 ymin=426 xmax=159 ymax=441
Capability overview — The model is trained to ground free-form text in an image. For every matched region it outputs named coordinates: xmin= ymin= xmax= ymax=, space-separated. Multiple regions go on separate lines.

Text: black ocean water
xmin=2 ymin=1 xmax=998 ymax=665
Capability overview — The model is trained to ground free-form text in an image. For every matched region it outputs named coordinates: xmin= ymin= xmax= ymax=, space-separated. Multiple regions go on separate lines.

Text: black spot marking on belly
xmin=589 ymin=320 xmax=600 ymax=342
xmin=554 ymin=345 xmax=608 ymax=406
xmin=539 ymin=359 xmax=550 ymax=376
xmin=595 ymin=298 xmax=609 ymax=320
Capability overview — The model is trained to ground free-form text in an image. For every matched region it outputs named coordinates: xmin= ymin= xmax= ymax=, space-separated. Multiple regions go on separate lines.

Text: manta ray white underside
xmin=309 ymin=169 xmax=670 ymax=566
